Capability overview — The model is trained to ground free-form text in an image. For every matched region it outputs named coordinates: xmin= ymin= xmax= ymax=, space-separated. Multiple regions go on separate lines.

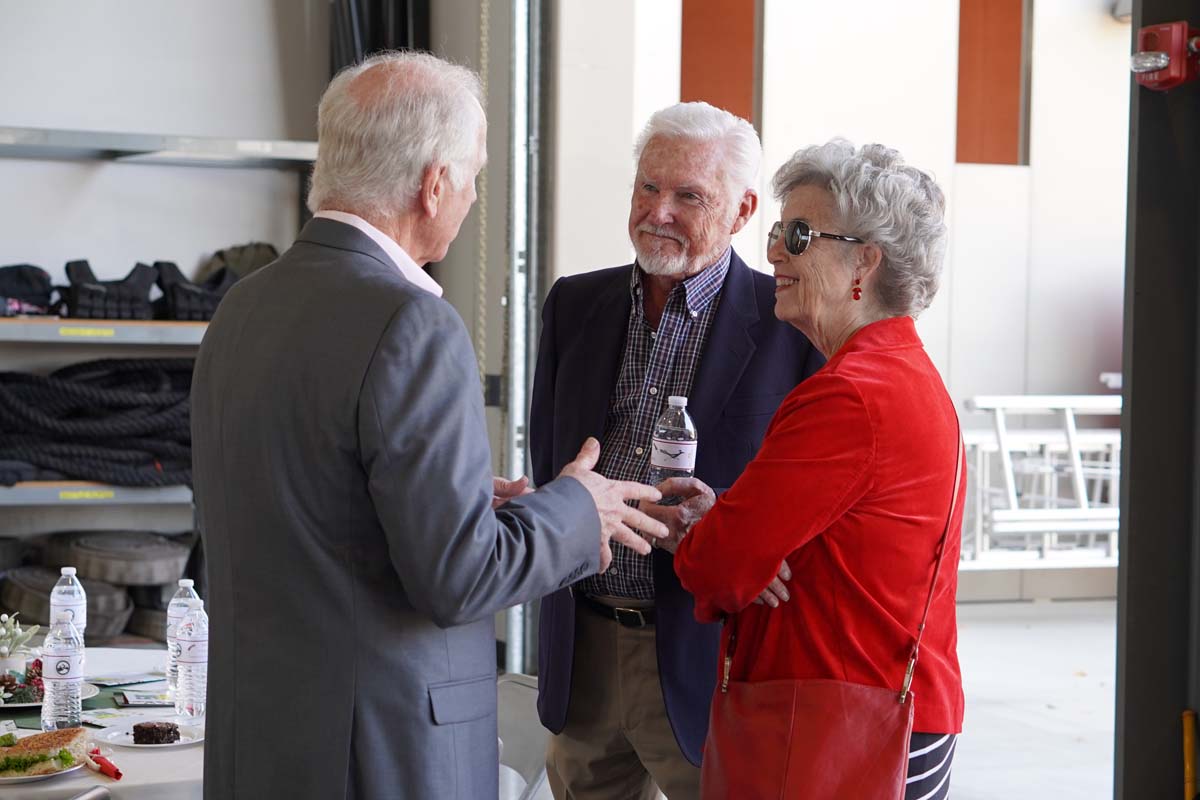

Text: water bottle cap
xmin=668 ymin=395 xmax=688 ymax=407
xmin=185 ymin=598 xmax=204 ymax=609
xmin=60 ymin=567 xmax=76 ymax=577
xmin=178 ymin=579 xmax=194 ymax=588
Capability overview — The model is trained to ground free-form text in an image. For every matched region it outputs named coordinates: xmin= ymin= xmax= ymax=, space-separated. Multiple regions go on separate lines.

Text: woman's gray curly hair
xmin=772 ymin=139 xmax=947 ymax=317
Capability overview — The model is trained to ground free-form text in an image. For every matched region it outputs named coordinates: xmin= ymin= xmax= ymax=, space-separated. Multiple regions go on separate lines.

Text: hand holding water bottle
xmin=639 ymin=396 xmax=715 ymax=553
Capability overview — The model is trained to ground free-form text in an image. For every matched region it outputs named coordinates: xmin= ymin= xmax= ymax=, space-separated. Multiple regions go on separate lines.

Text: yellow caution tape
xmin=58 ymin=489 xmax=116 ymax=501
xmin=58 ymin=327 xmax=116 ymax=339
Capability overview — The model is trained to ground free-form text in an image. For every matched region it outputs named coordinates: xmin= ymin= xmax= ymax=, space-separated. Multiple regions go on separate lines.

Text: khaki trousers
xmin=546 ymin=604 xmax=701 ymax=800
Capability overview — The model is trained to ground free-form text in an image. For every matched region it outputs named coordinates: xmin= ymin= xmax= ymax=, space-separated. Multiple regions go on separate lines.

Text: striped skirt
xmin=906 ymin=732 xmax=957 ymax=799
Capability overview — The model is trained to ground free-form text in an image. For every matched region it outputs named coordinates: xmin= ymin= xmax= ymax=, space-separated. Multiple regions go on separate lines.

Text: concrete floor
xmin=952 ymin=600 xmax=1116 ymax=799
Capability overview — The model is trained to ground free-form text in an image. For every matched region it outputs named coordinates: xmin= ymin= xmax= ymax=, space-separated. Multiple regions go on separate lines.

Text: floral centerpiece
xmin=0 ymin=613 xmax=37 ymax=683
xmin=0 ymin=658 xmax=43 ymax=704
xmin=0 ymin=657 xmax=43 ymax=705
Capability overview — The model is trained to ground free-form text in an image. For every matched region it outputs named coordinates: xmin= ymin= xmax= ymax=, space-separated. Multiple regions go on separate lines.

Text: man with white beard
xmin=529 ymin=102 xmax=825 ymax=799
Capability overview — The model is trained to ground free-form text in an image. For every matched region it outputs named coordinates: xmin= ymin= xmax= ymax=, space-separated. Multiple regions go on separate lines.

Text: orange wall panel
xmin=681 ymin=0 xmax=757 ymax=124
xmin=957 ymin=0 xmax=1025 ymax=164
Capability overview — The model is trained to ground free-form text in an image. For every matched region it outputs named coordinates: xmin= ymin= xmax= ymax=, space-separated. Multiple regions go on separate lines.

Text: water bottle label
xmin=40 ymin=650 xmax=82 ymax=681
xmin=178 ymin=638 xmax=208 ymax=664
xmin=650 ymin=437 xmax=697 ymax=470
xmin=50 ymin=600 xmax=86 ymax=630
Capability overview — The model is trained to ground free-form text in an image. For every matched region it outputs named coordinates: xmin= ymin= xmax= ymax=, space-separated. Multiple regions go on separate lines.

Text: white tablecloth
xmin=3 ymin=647 xmax=201 ymax=800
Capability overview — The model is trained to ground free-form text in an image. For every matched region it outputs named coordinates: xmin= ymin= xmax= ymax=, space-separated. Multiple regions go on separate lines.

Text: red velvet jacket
xmin=674 ymin=316 xmax=965 ymax=733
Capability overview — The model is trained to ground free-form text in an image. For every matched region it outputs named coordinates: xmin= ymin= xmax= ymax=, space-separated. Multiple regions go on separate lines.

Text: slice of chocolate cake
xmin=132 ymin=721 xmax=180 ymax=745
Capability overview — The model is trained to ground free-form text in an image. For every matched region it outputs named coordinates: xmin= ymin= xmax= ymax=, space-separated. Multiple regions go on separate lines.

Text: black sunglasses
xmin=768 ymin=219 xmax=864 ymax=256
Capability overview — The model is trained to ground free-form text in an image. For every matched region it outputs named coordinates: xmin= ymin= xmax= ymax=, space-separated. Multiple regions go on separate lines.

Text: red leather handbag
xmin=700 ymin=438 xmax=964 ymax=800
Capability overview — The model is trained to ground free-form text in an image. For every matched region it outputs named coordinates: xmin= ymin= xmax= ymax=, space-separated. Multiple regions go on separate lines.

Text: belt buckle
xmin=614 ymin=607 xmax=646 ymax=628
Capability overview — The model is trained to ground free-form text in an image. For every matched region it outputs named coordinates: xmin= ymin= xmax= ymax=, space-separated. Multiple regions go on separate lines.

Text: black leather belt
xmin=576 ymin=593 xmax=656 ymax=628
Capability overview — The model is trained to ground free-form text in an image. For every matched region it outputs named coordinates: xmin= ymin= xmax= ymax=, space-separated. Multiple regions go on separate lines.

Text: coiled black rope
xmin=0 ymin=358 xmax=193 ymax=486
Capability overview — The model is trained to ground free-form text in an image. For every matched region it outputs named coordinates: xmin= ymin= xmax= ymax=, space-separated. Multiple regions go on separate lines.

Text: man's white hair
xmin=633 ymin=101 xmax=761 ymax=203
xmin=306 ymin=50 xmax=484 ymax=218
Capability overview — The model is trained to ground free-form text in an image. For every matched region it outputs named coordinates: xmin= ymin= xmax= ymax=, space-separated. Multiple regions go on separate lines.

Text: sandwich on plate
xmin=0 ymin=727 xmax=89 ymax=777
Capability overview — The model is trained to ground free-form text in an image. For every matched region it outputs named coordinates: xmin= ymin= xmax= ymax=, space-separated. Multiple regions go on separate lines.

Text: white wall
xmin=948 ymin=165 xmax=1033 ymax=402
xmin=1024 ymin=0 xmax=1129 ymax=395
xmin=550 ymin=0 xmax=681 ymax=279
xmin=758 ymin=0 xmax=962 ymax=374
xmin=632 ymin=1 xmax=683 ymax=145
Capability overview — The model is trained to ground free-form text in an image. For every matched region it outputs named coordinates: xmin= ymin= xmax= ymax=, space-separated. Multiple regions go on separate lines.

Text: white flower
xmin=1 ymin=614 xmax=9 ymax=623
xmin=0 ymin=646 xmax=10 ymax=657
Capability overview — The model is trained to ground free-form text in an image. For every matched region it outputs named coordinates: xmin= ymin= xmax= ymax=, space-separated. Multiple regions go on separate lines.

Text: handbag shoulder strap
xmin=899 ymin=419 xmax=964 ymax=704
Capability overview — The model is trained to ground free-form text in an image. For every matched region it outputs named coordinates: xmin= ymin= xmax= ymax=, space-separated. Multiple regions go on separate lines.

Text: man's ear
xmin=419 ymin=163 xmax=450 ymax=219
xmin=728 ymin=190 xmax=758 ymax=236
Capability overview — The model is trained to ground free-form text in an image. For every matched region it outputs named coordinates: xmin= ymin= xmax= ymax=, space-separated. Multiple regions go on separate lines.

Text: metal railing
xmin=962 ymin=395 xmax=1122 ymax=562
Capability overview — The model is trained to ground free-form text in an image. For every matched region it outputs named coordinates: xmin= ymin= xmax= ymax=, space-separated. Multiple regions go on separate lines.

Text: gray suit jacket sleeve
xmin=358 ymin=293 xmax=599 ymax=628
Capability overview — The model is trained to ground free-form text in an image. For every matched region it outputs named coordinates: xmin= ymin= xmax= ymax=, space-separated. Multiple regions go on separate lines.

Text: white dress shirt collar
xmin=312 ymin=210 xmax=443 ymax=298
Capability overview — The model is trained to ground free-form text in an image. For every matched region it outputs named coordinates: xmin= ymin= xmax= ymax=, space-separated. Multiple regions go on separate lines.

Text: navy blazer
xmin=530 ymin=249 xmax=824 ymax=765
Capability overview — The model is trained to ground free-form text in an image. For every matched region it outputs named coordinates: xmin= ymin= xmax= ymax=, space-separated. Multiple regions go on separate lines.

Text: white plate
xmin=0 ymin=762 xmax=84 ymax=784
xmin=0 ymin=683 xmax=100 ymax=709
xmin=97 ymin=722 xmax=203 ymax=749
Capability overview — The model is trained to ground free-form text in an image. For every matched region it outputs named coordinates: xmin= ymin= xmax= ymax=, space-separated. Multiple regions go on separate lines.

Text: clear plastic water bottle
xmin=174 ymin=598 xmax=208 ymax=719
xmin=646 ymin=395 xmax=698 ymax=505
xmin=49 ymin=567 xmax=87 ymax=643
xmin=40 ymin=612 xmax=84 ymax=731
xmin=165 ymin=579 xmax=200 ymax=694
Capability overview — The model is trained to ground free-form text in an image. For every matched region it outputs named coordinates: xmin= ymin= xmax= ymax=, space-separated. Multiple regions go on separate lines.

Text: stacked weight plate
xmin=0 ymin=538 xmax=24 ymax=571
xmin=43 ymin=531 xmax=190 ymax=586
xmin=1 ymin=566 xmax=133 ymax=641
xmin=42 ymin=530 xmax=193 ymax=643
xmin=126 ymin=571 xmax=179 ymax=641
xmin=126 ymin=608 xmax=170 ymax=641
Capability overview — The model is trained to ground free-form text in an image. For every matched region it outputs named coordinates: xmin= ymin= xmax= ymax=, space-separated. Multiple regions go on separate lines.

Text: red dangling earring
xmin=851 ymin=278 xmax=862 ymax=301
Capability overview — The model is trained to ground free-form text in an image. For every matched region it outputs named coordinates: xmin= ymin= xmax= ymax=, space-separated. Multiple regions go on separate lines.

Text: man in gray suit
xmin=191 ymin=51 xmax=667 ymax=800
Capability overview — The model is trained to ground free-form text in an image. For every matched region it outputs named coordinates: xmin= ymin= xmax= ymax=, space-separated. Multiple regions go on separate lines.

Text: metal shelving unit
xmin=0 ymin=126 xmax=315 ymax=510
xmin=0 ymin=126 xmax=316 ymax=170
xmin=0 ymin=319 xmax=206 ymax=507
xmin=0 ymin=482 xmax=193 ymax=506
xmin=0 ymin=318 xmax=206 ymax=346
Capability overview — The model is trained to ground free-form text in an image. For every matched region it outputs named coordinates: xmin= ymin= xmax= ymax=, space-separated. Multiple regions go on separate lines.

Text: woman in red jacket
xmin=671 ymin=139 xmax=964 ymax=800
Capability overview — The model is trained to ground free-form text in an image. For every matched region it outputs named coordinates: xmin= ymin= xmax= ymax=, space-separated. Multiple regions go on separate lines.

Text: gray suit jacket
xmin=191 ymin=218 xmax=599 ymax=800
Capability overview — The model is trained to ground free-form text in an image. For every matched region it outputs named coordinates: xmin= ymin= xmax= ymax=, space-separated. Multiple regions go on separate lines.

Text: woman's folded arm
xmin=674 ymin=372 xmax=876 ymax=621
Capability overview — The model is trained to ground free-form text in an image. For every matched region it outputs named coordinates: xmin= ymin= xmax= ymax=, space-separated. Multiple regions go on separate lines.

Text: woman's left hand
xmin=752 ymin=560 xmax=792 ymax=607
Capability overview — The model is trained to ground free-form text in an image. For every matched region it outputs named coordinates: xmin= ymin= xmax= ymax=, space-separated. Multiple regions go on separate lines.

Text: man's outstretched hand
xmin=559 ymin=437 xmax=669 ymax=573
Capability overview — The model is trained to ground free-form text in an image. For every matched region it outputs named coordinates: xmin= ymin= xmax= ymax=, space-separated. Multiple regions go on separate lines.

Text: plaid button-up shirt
xmin=579 ymin=248 xmax=731 ymax=600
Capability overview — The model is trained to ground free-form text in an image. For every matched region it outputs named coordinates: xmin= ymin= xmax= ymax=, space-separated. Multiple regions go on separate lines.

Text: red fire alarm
xmin=1132 ymin=21 xmax=1200 ymax=91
